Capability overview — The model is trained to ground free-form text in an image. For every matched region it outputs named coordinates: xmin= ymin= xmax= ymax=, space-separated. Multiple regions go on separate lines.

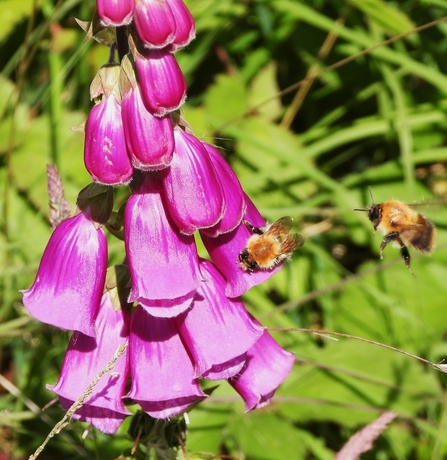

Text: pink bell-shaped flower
xmin=21 ymin=209 xmax=107 ymax=337
xmin=201 ymin=195 xmax=281 ymax=298
xmin=121 ymin=84 xmax=174 ymax=170
xmin=124 ymin=174 xmax=200 ymax=317
xmin=229 ymin=328 xmax=295 ymax=412
xmin=128 ymin=305 xmax=206 ymax=419
xmin=135 ymin=48 xmax=187 ymax=117
xmin=47 ymin=292 xmax=131 ymax=434
xmin=161 ymin=127 xmax=225 ymax=235
xmin=177 ymin=260 xmax=264 ymax=380
xmin=134 ymin=0 xmax=176 ymax=49
xmin=96 ymin=0 xmax=134 ymax=26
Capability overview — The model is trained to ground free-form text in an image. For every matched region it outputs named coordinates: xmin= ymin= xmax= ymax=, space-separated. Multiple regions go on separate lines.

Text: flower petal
xmin=128 ymin=305 xmax=206 ymax=419
xmin=135 ymin=48 xmax=186 ymax=117
xmin=21 ymin=210 xmax=107 ymax=336
xmin=122 ymin=85 xmax=174 ymax=170
xmin=134 ymin=0 xmax=176 ymax=49
xmin=84 ymin=95 xmax=133 ymax=185
xmin=201 ymin=195 xmax=281 ymax=298
xmin=97 ymin=0 xmax=134 ymax=26
xmin=229 ymin=328 xmax=295 ymax=412
xmin=124 ymin=175 xmax=199 ymax=312
xmin=177 ymin=260 xmax=264 ymax=379
xmin=47 ymin=292 xmax=131 ymax=433
xmin=200 ymin=143 xmax=246 ymax=237
xmin=161 ymin=128 xmax=225 ymax=234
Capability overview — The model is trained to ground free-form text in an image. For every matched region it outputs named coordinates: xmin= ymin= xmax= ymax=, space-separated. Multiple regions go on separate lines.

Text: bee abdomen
xmin=408 ymin=219 xmax=436 ymax=253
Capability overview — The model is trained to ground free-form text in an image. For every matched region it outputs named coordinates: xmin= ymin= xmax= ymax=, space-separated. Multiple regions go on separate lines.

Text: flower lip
xmin=128 ymin=306 xmax=206 ymax=419
xmin=21 ymin=209 xmax=107 ymax=337
xmin=177 ymin=259 xmax=264 ymax=379
xmin=124 ymin=174 xmax=200 ymax=315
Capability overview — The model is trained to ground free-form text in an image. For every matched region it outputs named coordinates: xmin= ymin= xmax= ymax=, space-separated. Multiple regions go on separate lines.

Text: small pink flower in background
xmin=134 ymin=0 xmax=176 ymax=49
xmin=96 ymin=0 xmax=134 ymax=26
xmin=124 ymin=174 xmax=200 ymax=317
xmin=21 ymin=208 xmax=107 ymax=337
xmin=134 ymin=48 xmax=187 ymax=116
xmin=47 ymin=292 xmax=131 ymax=434
xmin=128 ymin=305 xmax=206 ymax=419
xmin=161 ymin=127 xmax=226 ymax=234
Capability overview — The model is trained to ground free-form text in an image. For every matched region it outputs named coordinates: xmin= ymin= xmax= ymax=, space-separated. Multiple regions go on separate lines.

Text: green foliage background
xmin=2 ymin=0 xmax=447 ymax=458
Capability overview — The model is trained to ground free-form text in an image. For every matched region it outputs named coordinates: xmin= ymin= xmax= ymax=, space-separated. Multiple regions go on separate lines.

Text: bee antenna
xmin=368 ymin=186 xmax=375 ymax=205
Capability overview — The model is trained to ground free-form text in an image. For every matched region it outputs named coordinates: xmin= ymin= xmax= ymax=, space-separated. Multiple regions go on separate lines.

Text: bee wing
xmin=264 ymin=216 xmax=294 ymax=235
xmin=291 ymin=233 xmax=305 ymax=250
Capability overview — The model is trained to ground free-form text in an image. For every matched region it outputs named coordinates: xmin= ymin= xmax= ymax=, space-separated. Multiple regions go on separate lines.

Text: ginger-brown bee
xmin=238 ymin=216 xmax=305 ymax=272
xmin=355 ymin=190 xmax=436 ymax=276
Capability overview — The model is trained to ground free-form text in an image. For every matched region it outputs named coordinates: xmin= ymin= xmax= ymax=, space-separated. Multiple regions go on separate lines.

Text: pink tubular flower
xmin=200 ymin=143 xmax=246 ymax=237
xmin=177 ymin=260 xmax=264 ymax=380
xmin=121 ymin=84 xmax=174 ymax=170
xmin=201 ymin=195 xmax=281 ymax=298
xmin=84 ymin=94 xmax=133 ymax=185
xmin=134 ymin=0 xmax=176 ymax=49
xmin=21 ymin=209 xmax=107 ymax=337
xmin=124 ymin=174 xmax=200 ymax=317
xmin=135 ymin=48 xmax=187 ymax=117
xmin=97 ymin=0 xmax=134 ymax=26
xmin=128 ymin=306 xmax=206 ymax=419
xmin=229 ymin=328 xmax=295 ymax=412
xmin=161 ymin=128 xmax=225 ymax=234
xmin=47 ymin=292 xmax=131 ymax=434
xmin=167 ymin=0 xmax=195 ymax=51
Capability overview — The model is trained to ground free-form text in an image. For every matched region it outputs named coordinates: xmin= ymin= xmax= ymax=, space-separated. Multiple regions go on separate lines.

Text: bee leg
xmin=400 ymin=246 xmax=416 ymax=278
xmin=381 ymin=233 xmax=416 ymax=277
xmin=242 ymin=220 xmax=264 ymax=235
xmin=379 ymin=232 xmax=400 ymax=260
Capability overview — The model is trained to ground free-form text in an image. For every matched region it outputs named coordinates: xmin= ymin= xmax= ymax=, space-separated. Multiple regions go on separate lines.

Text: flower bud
xmin=134 ymin=0 xmax=176 ymax=49
xmin=97 ymin=0 xmax=134 ymax=26
xmin=135 ymin=48 xmax=186 ymax=117
xmin=84 ymin=94 xmax=134 ymax=185
xmin=167 ymin=0 xmax=195 ymax=51
xmin=122 ymin=84 xmax=174 ymax=170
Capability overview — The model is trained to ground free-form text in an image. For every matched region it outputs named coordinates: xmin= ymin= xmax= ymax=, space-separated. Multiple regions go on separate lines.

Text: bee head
xmin=238 ymin=249 xmax=259 ymax=272
xmin=354 ymin=187 xmax=381 ymax=227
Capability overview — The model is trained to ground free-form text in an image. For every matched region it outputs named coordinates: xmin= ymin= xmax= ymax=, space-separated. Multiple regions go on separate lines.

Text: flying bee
xmin=238 ymin=216 xmax=305 ymax=272
xmin=354 ymin=189 xmax=436 ymax=277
